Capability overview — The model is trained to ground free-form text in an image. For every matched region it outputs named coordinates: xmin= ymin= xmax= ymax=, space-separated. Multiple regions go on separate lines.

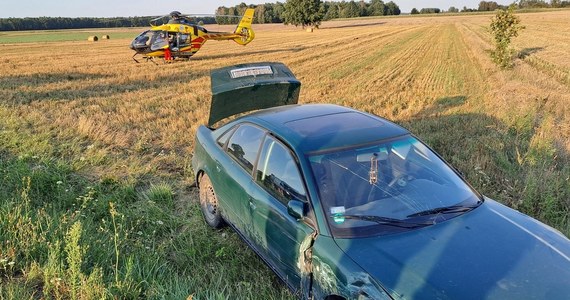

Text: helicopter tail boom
xmin=232 ymin=8 xmax=255 ymax=45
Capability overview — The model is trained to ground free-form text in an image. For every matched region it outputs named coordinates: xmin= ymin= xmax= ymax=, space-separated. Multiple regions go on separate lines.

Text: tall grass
xmin=0 ymin=154 xmax=291 ymax=299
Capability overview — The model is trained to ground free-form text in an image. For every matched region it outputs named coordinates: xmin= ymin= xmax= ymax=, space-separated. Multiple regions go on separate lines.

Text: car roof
xmin=243 ymin=104 xmax=410 ymax=153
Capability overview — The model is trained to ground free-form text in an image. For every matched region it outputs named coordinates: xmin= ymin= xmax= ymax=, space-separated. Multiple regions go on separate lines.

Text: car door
xmin=213 ymin=123 xmax=265 ymax=236
xmin=248 ymin=135 xmax=315 ymax=293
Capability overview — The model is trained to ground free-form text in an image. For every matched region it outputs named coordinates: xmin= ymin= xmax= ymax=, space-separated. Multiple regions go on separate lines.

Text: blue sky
xmin=1 ymin=0 xmax=514 ymax=18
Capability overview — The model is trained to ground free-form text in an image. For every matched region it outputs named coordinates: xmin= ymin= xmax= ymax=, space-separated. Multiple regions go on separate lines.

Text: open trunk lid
xmin=208 ymin=62 xmax=301 ymax=126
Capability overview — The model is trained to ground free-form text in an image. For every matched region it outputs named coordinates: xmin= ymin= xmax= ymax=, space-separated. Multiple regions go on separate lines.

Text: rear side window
xmin=217 ymin=126 xmax=236 ymax=148
xmin=256 ymin=136 xmax=307 ymax=205
xmin=226 ymin=124 xmax=265 ymax=174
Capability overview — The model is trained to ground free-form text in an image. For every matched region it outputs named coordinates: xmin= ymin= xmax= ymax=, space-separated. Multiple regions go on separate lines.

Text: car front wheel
xmin=199 ymin=173 xmax=224 ymax=228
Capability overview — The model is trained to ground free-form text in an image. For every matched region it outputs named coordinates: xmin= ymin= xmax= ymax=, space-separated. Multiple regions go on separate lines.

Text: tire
xmin=199 ymin=173 xmax=224 ymax=228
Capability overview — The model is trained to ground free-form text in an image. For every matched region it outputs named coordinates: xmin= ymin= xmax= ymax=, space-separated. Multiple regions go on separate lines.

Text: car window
xmin=226 ymin=124 xmax=265 ymax=174
xmin=256 ymin=136 xmax=307 ymax=205
xmin=309 ymin=135 xmax=481 ymax=237
xmin=217 ymin=126 xmax=236 ymax=148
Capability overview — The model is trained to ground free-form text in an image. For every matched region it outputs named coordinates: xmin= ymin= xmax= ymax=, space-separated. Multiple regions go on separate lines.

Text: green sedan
xmin=192 ymin=63 xmax=570 ymax=300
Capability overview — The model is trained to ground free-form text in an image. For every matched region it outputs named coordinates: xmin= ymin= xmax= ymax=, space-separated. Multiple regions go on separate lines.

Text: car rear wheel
xmin=199 ymin=173 xmax=224 ymax=228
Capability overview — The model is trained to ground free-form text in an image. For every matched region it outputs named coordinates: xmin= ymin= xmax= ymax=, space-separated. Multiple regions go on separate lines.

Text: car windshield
xmin=308 ymin=135 xmax=482 ymax=237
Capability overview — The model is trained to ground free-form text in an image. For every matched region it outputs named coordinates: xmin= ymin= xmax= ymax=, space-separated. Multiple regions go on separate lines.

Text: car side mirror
xmin=287 ymin=200 xmax=305 ymax=220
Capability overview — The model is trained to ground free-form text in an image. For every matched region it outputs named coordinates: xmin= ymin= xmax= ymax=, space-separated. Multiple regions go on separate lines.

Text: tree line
xmin=411 ymin=0 xmax=570 ymax=14
xmin=2 ymin=0 xmax=568 ymax=31
xmin=0 ymin=17 xmax=154 ymax=31
xmin=0 ymin=16 xmax=219 ymax=31
xmin=0 ymin=1 xmax=401 ymax=31
xmin=216 ymin=0 xmax=401 ymax=25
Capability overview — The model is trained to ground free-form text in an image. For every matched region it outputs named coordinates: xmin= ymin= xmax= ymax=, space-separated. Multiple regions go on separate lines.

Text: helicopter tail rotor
xmin=233 ymin=8 xmax=255 ymax=45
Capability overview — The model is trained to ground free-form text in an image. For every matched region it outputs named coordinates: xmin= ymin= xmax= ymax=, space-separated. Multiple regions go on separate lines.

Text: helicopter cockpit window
xmin=150 ymin=31 xmax=169 ymax=51
xmin=178 ymin=34 xmax=190 ymax=46
xmin=131 ymin=30 xmax=153 ymax=50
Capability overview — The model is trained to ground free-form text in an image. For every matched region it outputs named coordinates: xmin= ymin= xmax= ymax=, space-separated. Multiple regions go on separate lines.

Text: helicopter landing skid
xmin=132 ymin=53 xmax=158 ymax=65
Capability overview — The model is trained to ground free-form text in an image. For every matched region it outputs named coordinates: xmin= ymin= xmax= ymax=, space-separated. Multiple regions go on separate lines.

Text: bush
xmin=489 ymin=5 xmax=524 ymax=69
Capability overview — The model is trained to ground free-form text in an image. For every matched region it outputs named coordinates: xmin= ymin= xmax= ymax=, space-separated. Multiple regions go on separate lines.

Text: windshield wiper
xmin=333 ymin=215 xmax=433 ymax=228
xmin=406 ymin=204 xmax=478 ymax=218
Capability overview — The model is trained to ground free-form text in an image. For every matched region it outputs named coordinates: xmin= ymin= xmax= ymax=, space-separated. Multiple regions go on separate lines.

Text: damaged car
xmin=191 ymin=62 xmax=570 ymax=299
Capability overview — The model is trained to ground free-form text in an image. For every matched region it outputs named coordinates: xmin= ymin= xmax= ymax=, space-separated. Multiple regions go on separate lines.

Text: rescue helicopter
xmin=130 ymin=8 xmax=255 ymax=62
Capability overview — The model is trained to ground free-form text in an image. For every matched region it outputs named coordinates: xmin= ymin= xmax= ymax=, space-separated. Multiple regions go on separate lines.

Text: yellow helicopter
xmin=130 ymin=8 xmax=255 ymax=62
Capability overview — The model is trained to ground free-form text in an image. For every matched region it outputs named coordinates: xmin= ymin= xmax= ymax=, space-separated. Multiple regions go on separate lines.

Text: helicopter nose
xmin=130 ymin=40 xmax=147 ymax=51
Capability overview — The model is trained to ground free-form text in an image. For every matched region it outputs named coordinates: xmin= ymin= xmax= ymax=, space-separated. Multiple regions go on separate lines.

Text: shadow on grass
xmin=412 ymin=96 xmax=467 ymax=117
xmin=518 ymin=47 xmax=544 ymax=59
xmin=402 ymin=95 xmax=527 ymax=197
xmin=321 ymin=21 xmax=386 ymax=30
xmin=400 ymin=95 xmax=569 ymax=233
xmin=192 ymin=47 xmax=308 ymax=61
xmin=0 ymin=69 xmax=210 ymax=105
xmin=0 ymin=72 xmax=111 ymax=87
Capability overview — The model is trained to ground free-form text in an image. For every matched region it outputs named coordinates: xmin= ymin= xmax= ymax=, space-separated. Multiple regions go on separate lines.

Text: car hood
xmin=335 ymin=198 xmax=570 ymax=300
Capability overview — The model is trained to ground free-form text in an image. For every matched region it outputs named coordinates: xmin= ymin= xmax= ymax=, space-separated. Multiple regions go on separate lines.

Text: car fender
xmin=192 ymin=125 xmax=217 ymax=186
xmin=310 ymin=235 xmax=392 ymax=300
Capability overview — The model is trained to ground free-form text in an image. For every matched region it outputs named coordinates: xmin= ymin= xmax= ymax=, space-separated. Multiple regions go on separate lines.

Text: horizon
xmin=1 ymin=0 xmax=514 ymax=18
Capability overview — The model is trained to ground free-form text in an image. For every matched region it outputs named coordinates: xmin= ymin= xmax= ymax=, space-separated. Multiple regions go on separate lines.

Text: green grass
xmin=0 ymin=153 xmax=292 ymax=299
xmin=402 ymin=109 xmax=570 ymax=237
xmin=0 ymin=30 xmax=136 ymax=43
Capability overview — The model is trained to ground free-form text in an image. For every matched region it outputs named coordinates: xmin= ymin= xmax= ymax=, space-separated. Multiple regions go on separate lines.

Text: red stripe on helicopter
xmin=192 ymin=37 xmax=205 ymax=44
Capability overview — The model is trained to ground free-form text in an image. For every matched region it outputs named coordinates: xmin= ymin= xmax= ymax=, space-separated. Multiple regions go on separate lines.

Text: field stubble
xmin=1 ymin=10 xmax=569 ymax=299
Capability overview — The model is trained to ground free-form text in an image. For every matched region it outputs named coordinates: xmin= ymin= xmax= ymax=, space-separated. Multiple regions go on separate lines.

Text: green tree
xmin=519 ymin=0 xmax=550 ymax=8
xmin=273 ymin=2 xmax=286 ymax=22
xmin=461 ymin=6 xmax=477 ymax=12
xmin=340 ymin=1 xmax=361 ymax=18
xmin=236 ymin=2 xmax=249 ymax=15
xmin=385 ymin=1 xmax=401 ymax=15
xmin=479 ymin=1 xmax=500 ymax=11
xmin=489 ymin=5 xmax=524 ymax=68
xmin=448 ymin=6 xmax=460 ymax=12
xmin=368 ymin=0 xmax=386 ymax=16
xmin=283 ymin=0 xmax=324 ymax=28
xmin=255 ymin=5 xmax=266 ymax=23
xmin=411 ymin=8 xmax=420 ymax=14
xmin=227 ymin=7 xmax=239 ymax=24
xmin=420 ymin=8 xmax=441 ymax=14
xmin=215 ymin=7 xmax=230 ymax=24
xmin=324 ymin=3 xmax=340 ymax=20
xmin=358 ymin=0 xmax=369 ymax=16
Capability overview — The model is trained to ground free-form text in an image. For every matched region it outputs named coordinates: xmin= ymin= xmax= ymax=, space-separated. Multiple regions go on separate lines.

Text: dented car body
xmin=191 ymin=63 xmax=570 ymax=299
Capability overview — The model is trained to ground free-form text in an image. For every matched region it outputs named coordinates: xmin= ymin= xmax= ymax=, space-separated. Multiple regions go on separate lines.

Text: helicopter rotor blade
xmin=183 ymin=14 xmax=243 ymax=18
xmin=150 ymin=15 xmax=168 ymax=21
xmin=148 ymin=12 xmax=246 ymax=26
xmin=214 ymin=15 xmax=245 ymax=18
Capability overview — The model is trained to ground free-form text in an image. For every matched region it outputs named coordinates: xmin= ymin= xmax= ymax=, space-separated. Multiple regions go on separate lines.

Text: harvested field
xmin=1 ymin=10 xmax=569 ymax=298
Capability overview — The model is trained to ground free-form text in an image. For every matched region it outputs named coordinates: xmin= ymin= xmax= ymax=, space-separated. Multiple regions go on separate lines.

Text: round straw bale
xmin=88 ymin=36 xmax=99 ymax=42
xmin=101 ymin=35 xmax=110 ymax=40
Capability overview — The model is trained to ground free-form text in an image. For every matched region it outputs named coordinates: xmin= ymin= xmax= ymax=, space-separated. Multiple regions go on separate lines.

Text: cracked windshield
xmin=309 ymin=135 xmax=482 ymax=236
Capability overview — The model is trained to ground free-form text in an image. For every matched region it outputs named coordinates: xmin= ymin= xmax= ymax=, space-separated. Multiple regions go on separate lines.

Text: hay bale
xmin=88 ymin=36 xmax=98 ymax=42
xmin=101 ymin=35 xmax=110 ymax=40
xmin=306 ymin=27 xmax=313 ymax=33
